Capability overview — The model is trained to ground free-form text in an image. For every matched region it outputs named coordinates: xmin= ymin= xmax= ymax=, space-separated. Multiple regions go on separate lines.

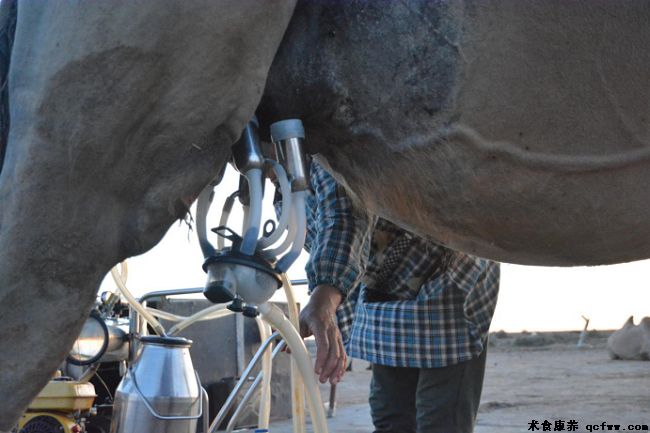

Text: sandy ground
xmin=266 ymin=331 xmax=650 ymax=433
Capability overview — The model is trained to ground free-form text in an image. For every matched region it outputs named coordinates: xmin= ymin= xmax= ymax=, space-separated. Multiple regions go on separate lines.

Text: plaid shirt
xmin=301 ymin=160 xmax=500 ymax=368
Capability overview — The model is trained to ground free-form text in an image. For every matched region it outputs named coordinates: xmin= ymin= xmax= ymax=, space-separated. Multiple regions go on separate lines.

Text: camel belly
xmin=260 ymin=0 xmax=650 ymax=266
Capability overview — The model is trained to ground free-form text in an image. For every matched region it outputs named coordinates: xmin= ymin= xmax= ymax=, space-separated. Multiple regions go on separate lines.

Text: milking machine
xmin=197 ymin=118 xmax=327 ymax=433
xmin=32 ymin=119 xmax=327 ymax=433
xmin=112 ymin=117 xmax=326 ymax=433
xmin=17 ymin=118 xmax=325 ymax=433
xmin=17 ymin=119 xmax=327 ymax=433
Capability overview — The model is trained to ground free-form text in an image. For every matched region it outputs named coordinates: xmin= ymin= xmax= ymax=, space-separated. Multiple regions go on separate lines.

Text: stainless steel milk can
xmin=110 ymin=336 xmax=203 ymax=433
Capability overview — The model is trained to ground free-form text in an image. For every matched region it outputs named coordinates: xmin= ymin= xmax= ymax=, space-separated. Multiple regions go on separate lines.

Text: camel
xmin=607 ymin=316 xmax=650 ymax=361
xmin=1 ymin=1 xmax=649 ymax=429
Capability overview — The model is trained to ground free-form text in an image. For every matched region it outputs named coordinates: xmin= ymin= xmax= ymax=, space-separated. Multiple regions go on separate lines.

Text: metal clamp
xmin=131 ymin=369 xmax=204 ymax=420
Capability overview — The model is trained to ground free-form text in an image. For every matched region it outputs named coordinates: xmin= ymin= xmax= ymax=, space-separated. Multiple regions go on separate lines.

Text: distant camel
xmin=607 ymin=316 xmax=650 ymax=361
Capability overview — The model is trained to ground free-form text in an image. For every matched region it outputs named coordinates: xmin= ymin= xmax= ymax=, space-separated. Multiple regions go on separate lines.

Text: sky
xmin=100 ymin=166 xmax=650 ymax=333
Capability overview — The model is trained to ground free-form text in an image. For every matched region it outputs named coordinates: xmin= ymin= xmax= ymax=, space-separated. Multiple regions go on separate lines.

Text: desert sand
xmin=269 ymin=331 xmax=650 ymax=433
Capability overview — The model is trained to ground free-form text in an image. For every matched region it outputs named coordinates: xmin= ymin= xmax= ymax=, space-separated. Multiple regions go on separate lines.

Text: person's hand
xmin=299 ymin=284 xmax=347 ymax=384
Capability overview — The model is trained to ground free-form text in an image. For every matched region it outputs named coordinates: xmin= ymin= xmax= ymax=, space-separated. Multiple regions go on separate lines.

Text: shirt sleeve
xmin=304 ymin=159 xmax=374 ymax=295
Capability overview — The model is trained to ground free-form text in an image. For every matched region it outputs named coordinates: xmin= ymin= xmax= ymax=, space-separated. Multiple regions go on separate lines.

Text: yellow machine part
xmin=18 ymin=412 xmax=78 ymax=433
xmin=28 ymin=380 xmax=96 ymax=411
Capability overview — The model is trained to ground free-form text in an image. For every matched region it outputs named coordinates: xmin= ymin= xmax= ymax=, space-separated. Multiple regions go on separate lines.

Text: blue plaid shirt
xmin=301 ymin=160 xmax=500 ymax=368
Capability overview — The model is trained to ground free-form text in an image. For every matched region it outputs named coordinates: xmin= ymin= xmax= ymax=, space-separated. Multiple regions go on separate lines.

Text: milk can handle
xmin=131 ymin=369 xmax=204 ymax=420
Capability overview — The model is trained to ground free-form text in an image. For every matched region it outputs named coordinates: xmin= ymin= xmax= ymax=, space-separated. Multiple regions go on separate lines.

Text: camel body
xmin=1 ymin=1 xmax=650 ymax=428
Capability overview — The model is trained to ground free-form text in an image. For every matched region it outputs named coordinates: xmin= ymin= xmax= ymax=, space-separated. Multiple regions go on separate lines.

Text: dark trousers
xmin=369 ymin=347 xmax=487 ymax=433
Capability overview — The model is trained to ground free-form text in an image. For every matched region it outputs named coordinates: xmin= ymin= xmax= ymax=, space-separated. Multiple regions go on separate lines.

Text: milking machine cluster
xmin=16 ymin=119 xmax=328 ymax=433
xmin=199 ymin=117 xmax=309 ymax=316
